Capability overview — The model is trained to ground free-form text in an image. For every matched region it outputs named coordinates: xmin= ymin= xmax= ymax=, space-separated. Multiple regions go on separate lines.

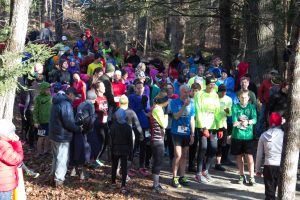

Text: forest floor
xmin=20 ymin=137 xmax=300 ymax=200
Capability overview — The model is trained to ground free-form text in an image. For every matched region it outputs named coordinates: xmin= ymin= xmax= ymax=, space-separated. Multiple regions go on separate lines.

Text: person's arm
xmin=132 ymin=111 xmax=143 ymax=135
xmin=0 ymin=140 xmax=24 ymax=166
xmin=255 ymin=137 xmax=264 ymax=173
xmin=61 ymin=102 xmax=81 ymax=133
xmin=32 ymin=97 xmax=39 ymax=126
xmin=173 ymin=99 xmax=189 ymax=120
xmin=152 ymin=107 xmax=168 ymax=129
xmin=257 ymin=82 xmax=264 ymax=103
xmin=249 ymin=104 xmax=257 ymax=125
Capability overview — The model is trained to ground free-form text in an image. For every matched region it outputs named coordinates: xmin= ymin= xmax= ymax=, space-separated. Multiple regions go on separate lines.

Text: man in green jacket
xmin=33 ymin=82 xmax=52 ymax=157
xmin=231 ymin=90 xmax=257 ymax=186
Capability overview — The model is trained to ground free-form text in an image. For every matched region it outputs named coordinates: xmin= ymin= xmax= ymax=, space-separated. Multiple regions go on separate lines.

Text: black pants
xmin=189 ymin=129 xmax=199 ymax=169
xmin=216 ymin=128 xmax=228 ymax=157
xmin=151 ymin=140 xmax=164 ymax=175
xmin=166 ymin=129 xmax=174 ymax=161
xmin=139 ymin=129 xmax=152 ymax=168
xmin=112 ymin=154 xmax=127 ymax=187
xmin=196 ymin=130 xmax=218 ymax=173
xmin=263 ymin=165 xmax=280 ymax=200
xmin=96 ymin=123 xmax=109 ymax=159
xmin=25 ymin=110 xmax=36 ymax=148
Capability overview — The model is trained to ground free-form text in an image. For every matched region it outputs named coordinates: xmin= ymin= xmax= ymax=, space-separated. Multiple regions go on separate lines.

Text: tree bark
xmin=278 ymin=9 xmax=300 ymax=200
xmin=1 ymin=0 xmax=31 ymax=121
xmin=219 ymin=0 xmax=232 ymax=70
xmin=54 ymin=0 xmax=63 ymax=41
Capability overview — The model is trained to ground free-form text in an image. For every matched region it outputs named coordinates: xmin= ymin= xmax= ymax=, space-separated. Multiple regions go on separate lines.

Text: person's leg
xmin=179 ymin=146 xmax=189 ymax=177
xmin=189 ymin=128 xmax=199 ymax=171
xmin=54 ymin=142 xmax=70 ymax=184
xmin=245 ymin=154 xmax=255 ymax=177
xmin=145 ymin=142 xmax=152 ymax=168
xmin=97 ymin=125 xmax=107 ymax=159
xmin=263 ymin=165 xmax=276 ymax=200
xmin=111 ymin=154 xmax=119 ymax=184
xmin=172 ymin=145 xmax=182 ymax=178
xmin=236 ymin=155 xmax=245 ymax=176
xmin=196 ymin=134 xmax=207 ymax=175
xmin=151 ymin=140 xmax=164 ymax=187
xmin=206 ymin=131 xmax=218 ymax=171
xmin=0 ymin=190 xmax=12 ymax=200
xmin=166 ymin=129 xmax=174 ymax=161
xmin=139 ymin=139 xmax=146 ymax=169
xmin=83 ymin=134 xmax=91 ymax=163
xmin=120 ymin=155 xmax=128 ymax=187
xmin=26 ymin=110 xmax=35 ymax=149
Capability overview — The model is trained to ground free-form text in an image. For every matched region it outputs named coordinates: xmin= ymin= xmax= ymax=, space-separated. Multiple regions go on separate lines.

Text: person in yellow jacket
xmin=194 ymin=76 xmax=222 ymax=183
xmin=215 ymin=84 xmax=232 ymax=171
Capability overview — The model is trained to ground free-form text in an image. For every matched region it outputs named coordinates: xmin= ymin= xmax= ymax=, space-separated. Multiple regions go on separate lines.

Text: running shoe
xmin=195 ymin=174 xmax=209 ymax=183
xmin=248 ymin=177 xmax=256 ymax=186
xmin=238 ymin=175 xmax=247 ymax=184
xmin=139 ymin=168 xmax=151 ymax=176
xmin=152 ymin=184 xmax=166 ymax=193
xmin=202 ymin=170 xmax=212 ymax=182
xmin=179 ymin=176 xmax=190 ymax=186
xmin=172 ymin=177 xmax=182 ymax=188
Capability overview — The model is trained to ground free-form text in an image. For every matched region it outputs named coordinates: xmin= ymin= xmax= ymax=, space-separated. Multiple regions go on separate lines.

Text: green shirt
xmin=194 ymin=91 xmax=220 ymax=129
xmin=232 ymin=103 xmax=257 ymax=140
xmin=87 ymin=63 xmax=103 ymax=78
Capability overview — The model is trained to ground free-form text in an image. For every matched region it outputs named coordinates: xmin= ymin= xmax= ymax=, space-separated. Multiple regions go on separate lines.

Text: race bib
xmin=145 ymin=130 xmax=151 ymax=138
xmin=177 ymin=125 xmax=187 ymax=134
xmin=37 ymin=129 xmax=46 ymax=137
xmin=102 ymin=115 xmax=108 ymax=123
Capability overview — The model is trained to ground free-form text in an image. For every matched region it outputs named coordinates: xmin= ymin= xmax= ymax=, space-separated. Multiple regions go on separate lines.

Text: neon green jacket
xmin=194 ymin=91 xmax=220 ymax=129
xmin=217 ymin=95 xmax=232 ymax=129
xmin=232 ymin=103 xmax=257 ymax=140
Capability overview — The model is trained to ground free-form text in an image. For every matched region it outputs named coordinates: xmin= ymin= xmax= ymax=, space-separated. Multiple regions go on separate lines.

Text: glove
xmin=202 ymin=129 xmax=210 ymax=138
xmin=218 ymin=130 xmax=223 ymax=139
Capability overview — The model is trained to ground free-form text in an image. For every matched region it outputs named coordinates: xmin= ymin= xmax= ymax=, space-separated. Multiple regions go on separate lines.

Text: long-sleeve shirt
xmin=232 ymin=103 xmax=257 ymax=140
xmin=194 ymin=91 xmax=220 ymax=130
xmin=150 ymin=106 xmax=168 ymax=141
xmin=256 ymin=127 xmax=283 ymax=170
xmin=217 ymin=95 xmax=232 ymax=129
xmin=129 ymin=94 xmax=150 ymax=129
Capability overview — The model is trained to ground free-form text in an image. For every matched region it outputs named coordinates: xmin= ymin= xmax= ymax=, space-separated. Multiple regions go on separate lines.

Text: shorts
xmin=230 ymin=138 xmax=253 ymax=155
xmin=172 ymin=134 xmax=190 ymax=148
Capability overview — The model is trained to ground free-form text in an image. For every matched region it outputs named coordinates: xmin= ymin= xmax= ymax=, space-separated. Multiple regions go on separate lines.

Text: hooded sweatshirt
xmin=33 ymin=82 xmax=52 ymax=124
xmin=256 ymin=127 xmax=283 ymax=170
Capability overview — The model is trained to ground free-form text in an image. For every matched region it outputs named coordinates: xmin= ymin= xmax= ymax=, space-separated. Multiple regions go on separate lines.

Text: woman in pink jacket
xmin=0 ymin=119 xmax=24 ymax=200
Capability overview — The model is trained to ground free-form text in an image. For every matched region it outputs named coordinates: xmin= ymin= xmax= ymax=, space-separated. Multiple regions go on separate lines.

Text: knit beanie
xmin=0 ymin=119 xmax=16 ymax=137
xmin=269 ymin=112 xmax=282 ymax=127
xmin=106 ymin=63 xmax=115 ymax=73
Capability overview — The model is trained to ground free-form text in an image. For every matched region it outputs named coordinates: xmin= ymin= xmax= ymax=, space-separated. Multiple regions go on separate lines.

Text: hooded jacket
xmin=33 ymin=82 xmax=52 ymax=124
xmin=49 ymin=92 xmax=80 ymax=142
xmin=235 ymin=62 xmax=249 ymax=90
xmin=256 ymin=127 xmax=283 ymax=170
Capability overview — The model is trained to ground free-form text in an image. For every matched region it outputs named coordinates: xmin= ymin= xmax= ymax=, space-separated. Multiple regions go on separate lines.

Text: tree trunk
xmin=1 ymin=0 xmax=31 ymax=121
xmin=54 ymin=0 xmax=63 ymax=41
xmin=219 ymin=0 xmax=232 ymax=70
xmin=40 ymin=0 xmax=48 ymax=26
xmin=165 ymin=16 xmax=172 ymax=45
xmin=278 ymin=10 xmax=300 ymax=200
xmin=170 ymin=14 xmax=186 ymax=54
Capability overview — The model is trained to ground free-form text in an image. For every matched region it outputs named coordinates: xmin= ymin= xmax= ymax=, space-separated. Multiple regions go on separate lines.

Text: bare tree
xmin=278 ymin=3 xmax=300 ymax=199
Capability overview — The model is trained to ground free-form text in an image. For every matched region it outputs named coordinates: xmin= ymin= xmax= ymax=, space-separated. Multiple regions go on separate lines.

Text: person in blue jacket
xmin=48 ymin=87 xmax=82 ymax=187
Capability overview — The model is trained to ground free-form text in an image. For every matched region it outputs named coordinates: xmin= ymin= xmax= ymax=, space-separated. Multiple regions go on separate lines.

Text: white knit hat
xmin=0 ymin=119 xmax=16 ymax=137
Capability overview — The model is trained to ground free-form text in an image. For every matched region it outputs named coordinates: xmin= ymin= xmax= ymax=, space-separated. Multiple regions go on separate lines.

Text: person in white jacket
xmin=256 ymin=112 xmax=284 ymax=200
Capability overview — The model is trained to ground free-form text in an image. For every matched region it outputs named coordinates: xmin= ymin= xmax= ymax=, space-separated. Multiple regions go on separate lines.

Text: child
xmin=0 ymin=120 xmax=24 ymax=199
xmin=256 ymin=112 xmax=283 ymax=199
xmin=231 ymin=90 xmax=257 ymax=185
xmin=110 ymin=108 xmax=133 ymax=193
xmin=150 ymin=91 xmax=169 ymax=193
xmin=33 ymin=82 xmax=52 ymax=157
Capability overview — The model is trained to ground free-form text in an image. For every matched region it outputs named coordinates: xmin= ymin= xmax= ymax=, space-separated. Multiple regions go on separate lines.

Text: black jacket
xmin=267 ymin=90 xmax=288 ymax=118
xmin=56 ymin=70 xmax=71 ymax=85
xmin=110 ymin=122 xmax=133 ymax=156
xmin=49 ymin=93 xmax=80 ymax=142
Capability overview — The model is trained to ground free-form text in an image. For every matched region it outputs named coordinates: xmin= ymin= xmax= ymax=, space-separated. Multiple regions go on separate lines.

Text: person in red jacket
xmin=112 ymin=70 xmax=126 ymax=107
xmin=256 ymin=70 xmax=278 ymax=137
xmin=72 ymin=72 xmax=87 ymax=111
xmin=0 ymin=119 xmax=24 ymax=199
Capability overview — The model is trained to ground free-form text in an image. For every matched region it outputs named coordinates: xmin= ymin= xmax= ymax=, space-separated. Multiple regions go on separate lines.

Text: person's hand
xmin=224 ymin=108 xmax=229 ymax=114
xmin=218 ymin=130 xmax=223 ymax=139
xmin=233 ymin=121 xmax=240 ymax=127
xmin=203 ymin=129 xmax=210 ymax=138
xmin=183 ymin=98 xmax=190 ymax=107
xmin=256 ymin=171 xmax=262 ymax=177
xmin=241 ymin=120 xmax=249 ymax=127
xmin=34 ymin=123 xmax=39 ymax=129
xmin=189 ymin=135 xmax=194 ymax=145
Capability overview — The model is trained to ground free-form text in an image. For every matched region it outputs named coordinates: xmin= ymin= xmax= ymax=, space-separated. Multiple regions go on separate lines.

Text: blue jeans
xmin=256 ymin=104 xmax=266 ymax=137
xmin=51 ymin=140 xmax=70 ymax=183
xmin=0 ymin=191 xmax=12 ymax=200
